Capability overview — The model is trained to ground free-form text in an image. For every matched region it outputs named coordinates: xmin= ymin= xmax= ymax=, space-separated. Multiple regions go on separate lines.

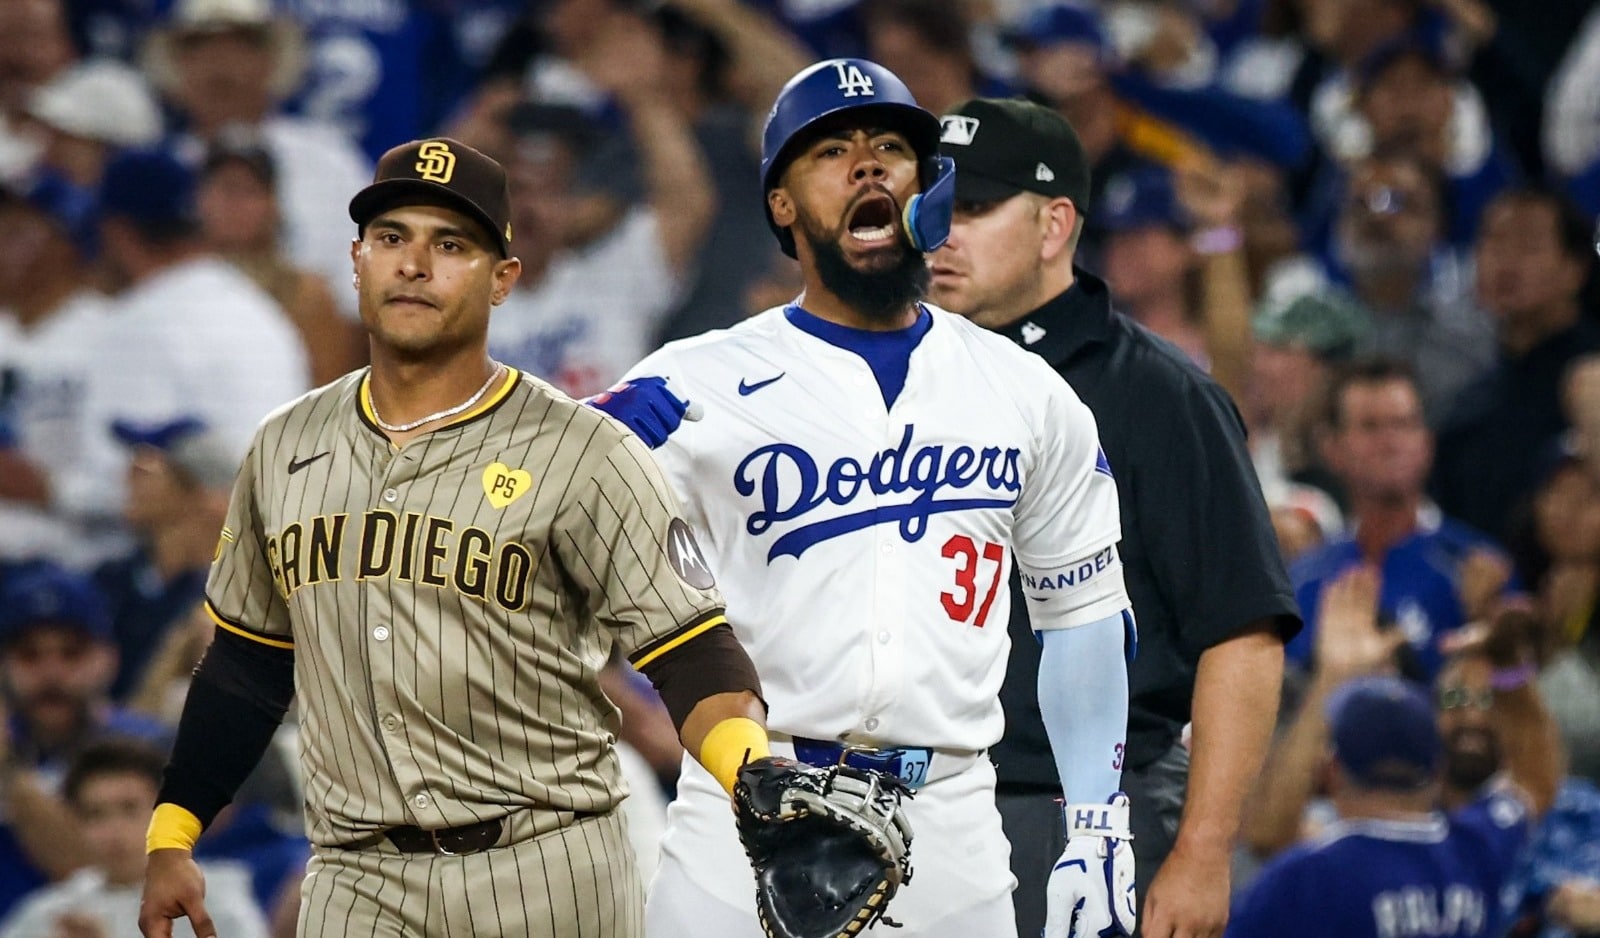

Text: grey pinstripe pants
xmin=297 ymin=810 xmax=643 ymax=937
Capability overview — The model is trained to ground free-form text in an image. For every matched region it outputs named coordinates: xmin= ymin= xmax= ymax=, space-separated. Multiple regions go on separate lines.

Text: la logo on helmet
xmin=833 ymin=62 xmax=875 ymax=97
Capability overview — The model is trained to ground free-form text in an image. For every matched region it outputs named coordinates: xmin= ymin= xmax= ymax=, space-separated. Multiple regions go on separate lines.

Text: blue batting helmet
xmin=760 ymin=58 xmax=952 ymax=257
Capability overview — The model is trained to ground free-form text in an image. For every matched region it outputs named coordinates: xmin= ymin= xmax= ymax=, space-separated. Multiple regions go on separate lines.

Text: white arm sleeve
xmin=1039 ymin=612 xmax=1131 ymax=803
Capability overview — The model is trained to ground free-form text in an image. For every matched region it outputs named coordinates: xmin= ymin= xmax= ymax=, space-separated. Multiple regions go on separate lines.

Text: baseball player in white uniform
xmin=593 ymin=59 xmax=1138 ymax=937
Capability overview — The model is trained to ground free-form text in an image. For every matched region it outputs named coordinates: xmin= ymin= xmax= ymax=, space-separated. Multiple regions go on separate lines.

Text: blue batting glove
xmin=585 ymin=376 xmax=691 ymax=449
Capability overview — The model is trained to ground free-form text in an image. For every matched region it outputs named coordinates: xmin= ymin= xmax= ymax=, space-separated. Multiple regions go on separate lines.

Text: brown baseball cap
xmin=348 ymin=137 xmax=513 ymax=257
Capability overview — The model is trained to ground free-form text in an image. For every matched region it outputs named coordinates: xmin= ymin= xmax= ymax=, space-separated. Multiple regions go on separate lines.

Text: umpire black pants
xmin=998 ymin=741 xmax=1189 ymax=938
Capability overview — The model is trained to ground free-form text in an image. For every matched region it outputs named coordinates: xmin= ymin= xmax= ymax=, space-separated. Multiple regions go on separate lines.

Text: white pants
xmin=644 ymin=749 xmax=1018 ymax=937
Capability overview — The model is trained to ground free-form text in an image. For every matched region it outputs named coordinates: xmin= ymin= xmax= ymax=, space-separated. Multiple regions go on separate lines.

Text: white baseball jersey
xmin=0 ymin=293 xmax=128 ymax=569
xmin=624 ymin=304 xmax=1127 ymax=752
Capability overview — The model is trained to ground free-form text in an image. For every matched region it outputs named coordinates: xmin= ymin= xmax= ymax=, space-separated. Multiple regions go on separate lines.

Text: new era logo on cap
xmin=1035 ymin=163 xmax=1055 ymax=182
xmin=940 ymin=115 xmax=980 ymax=146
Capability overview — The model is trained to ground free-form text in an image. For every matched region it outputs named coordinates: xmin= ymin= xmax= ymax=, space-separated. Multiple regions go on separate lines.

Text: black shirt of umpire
xmin=990 ymin=270 xmax=1302 ymax=793
xmin=940 ymin=94 xmax=1302 ymax=937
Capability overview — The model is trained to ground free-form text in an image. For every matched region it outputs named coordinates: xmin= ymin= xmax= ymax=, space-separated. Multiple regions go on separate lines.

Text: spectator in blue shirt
xmin=1503 ymin=778 xmax=1600 ymax=937
xmin=0 ymin=563 xmax=169 ymax=919
xmin=94 ymin=417 xmax=233 ymax=701
xmin=1291 ymin=358 xmax=1513 ymax=681
xmin=1229 ymin=674 xmax=1540 ymax=938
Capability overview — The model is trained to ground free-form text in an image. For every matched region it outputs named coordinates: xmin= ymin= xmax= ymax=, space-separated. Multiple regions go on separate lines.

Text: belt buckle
xmin=428 ymin=828 xmax=460 ymax=857
xmin=836 ymin=744 xmax=888 ymax=768
xmin=837 ymin=744 xmax=907 ymax=780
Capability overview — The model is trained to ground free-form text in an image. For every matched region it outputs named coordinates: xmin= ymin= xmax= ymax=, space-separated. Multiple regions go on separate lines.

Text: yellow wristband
xmin=146 ymin=802 xmax=203 ymax=854
xmin=699 ymin=717 xmax=771 ymax=796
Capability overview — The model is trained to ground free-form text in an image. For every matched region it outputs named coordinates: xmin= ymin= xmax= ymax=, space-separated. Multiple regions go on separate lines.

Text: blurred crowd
xmin=2 ymin=0 xmax=1600 ymax=934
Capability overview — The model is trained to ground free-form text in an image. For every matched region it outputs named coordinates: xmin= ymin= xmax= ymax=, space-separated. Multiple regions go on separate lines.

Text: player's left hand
xmin=1139 ymin=836 xmax=1231 ymax=938
xmin=584 ymin=376 xmax=696 ymax=449
xmin=1046 ymin=792 xmax=1137 ymax=938
xmin=140 ymin=849 xmax=216 ymax=938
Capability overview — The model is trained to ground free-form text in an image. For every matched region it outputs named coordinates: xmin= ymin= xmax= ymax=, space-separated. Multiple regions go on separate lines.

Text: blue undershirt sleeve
xmin=1038 ymin=611 xmax=1131 ymax=803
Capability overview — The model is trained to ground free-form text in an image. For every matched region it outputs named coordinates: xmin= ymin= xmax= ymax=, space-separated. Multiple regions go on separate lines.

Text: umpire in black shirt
xmin=930 ymin=98 xmax=1301 ymax=938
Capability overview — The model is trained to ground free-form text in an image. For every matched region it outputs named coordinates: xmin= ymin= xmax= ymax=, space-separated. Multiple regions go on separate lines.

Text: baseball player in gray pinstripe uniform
xmin=137 ymin=138 xmax=770 ymax=938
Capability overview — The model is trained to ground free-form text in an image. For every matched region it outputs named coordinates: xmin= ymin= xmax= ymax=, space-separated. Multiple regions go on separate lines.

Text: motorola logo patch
xmin=667 ymin=518 xmax=716 ymax=590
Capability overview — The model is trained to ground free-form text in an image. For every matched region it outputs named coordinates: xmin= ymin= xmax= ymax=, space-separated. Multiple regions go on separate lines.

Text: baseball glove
xmin=734 ymin=756 xmax=915 ymax=938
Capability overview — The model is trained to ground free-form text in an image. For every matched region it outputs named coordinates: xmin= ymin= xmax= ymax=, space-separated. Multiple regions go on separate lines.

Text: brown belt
xmin=380 ymin=810 xmax=600 ymax=855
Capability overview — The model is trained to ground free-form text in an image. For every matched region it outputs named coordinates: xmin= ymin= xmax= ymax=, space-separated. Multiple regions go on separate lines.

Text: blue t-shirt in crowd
xmin=1501 ymin=778 xmax=1600 ymax=936
xmin=0 ymin=826 xmax=48 ymax=922
xmin=1289 ymin=506 xmax=1507 ymax=681
xmin=278 ymin=0 xmax=519 ymax=161
xmin=1228 ymin=791 xmax=1531 ymax=938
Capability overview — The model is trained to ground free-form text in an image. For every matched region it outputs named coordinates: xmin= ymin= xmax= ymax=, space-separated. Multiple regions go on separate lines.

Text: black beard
xmin=1442 ymin=728 xmax=1499 ymax=791
xmin=798 ymin=213 xmax=929 ymax=326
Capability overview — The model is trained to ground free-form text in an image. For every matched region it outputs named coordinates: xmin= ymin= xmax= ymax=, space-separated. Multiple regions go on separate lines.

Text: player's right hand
xmin=139 ymin=849 xmax=215 ymax=938
xmin=1046 ymin=793 xmax=1137 ymax=938
xmin=584 ymin=376 xmax=696 ymax=449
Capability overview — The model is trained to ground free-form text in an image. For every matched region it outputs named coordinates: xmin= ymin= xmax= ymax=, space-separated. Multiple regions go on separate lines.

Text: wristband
xmin=1064 ymin=796 xmax=1133 ymax=840
xmin=699 ymin=717 xmax=771 ymax=796
xmin=1190 ymin=225 xmax=1243 ymax=256
xmin=1489 ymin=662 xmax=1537 ymax=692
xmin=147 ymin=802 xmax=203 ymax=853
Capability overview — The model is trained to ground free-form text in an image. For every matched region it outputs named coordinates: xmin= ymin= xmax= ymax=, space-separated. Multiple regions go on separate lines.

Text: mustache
xmin=1445 ymin=727 xmax=1495 ymax=748
xmin=19 ymin=687 xmax=87 ymax=710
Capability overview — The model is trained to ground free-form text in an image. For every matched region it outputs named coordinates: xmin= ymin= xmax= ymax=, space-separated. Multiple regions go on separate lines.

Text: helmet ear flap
xmin=904 ymin=155 xmax=955 ymax=253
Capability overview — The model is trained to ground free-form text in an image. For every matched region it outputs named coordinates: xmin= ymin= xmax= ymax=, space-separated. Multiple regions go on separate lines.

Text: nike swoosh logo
xmin=738 ymin=373 xmax=785 ymax=396
xmin=288 ymin=452 xmax=331 ymax=474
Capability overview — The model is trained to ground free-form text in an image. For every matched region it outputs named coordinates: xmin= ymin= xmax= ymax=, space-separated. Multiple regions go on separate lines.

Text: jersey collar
xmin=994 ymin=266 xmax=1116 ymax=367
xmin=1321 ymin=813 xmax=1449 ymax=845
xmin=354 ymin=366 xmax=522 ymax=440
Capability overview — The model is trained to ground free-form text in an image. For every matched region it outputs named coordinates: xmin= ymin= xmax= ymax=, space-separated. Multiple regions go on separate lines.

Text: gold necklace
xmin=369 ymin=363 xmax=505 ymax=433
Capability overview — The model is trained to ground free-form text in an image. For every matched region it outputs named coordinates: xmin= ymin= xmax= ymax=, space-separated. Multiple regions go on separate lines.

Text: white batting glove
xmin=1045 ymin=792 xmax=1137 ymax=938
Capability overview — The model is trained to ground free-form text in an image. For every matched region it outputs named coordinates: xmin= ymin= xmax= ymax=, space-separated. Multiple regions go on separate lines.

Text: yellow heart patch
xmin=482 ymin=462 xmax=533 ymax=509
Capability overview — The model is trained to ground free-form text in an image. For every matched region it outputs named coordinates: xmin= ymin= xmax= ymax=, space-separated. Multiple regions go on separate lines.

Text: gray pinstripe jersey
xmin=206 ymin=368 xmax=724 ymax=847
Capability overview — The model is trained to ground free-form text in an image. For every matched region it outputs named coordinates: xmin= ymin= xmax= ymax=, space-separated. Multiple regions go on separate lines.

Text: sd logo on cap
xmin=348 ymin=137 xmax=512 ymax=257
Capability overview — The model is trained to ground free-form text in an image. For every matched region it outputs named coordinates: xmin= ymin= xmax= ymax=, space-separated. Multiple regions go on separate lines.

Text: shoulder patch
xmin=666 ymin=518 xmax=715 ymax=590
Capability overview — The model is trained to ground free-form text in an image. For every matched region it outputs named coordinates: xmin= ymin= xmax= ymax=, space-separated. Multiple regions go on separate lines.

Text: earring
xmin=352 ymin=273 xmax=360 ymax=289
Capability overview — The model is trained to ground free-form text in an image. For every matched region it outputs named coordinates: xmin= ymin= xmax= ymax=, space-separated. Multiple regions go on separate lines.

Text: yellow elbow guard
xmin=699 ymin=717 xmax=771 ymax=796
xmin=146 ymin=803 xmax=203 ymax=854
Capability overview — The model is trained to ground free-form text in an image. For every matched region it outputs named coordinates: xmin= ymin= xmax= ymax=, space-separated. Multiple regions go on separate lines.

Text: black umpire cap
xmin=348 ymin=137 xmax=513 ymax=257
xmin=938 ymin=98 xmax=1091 ymax=210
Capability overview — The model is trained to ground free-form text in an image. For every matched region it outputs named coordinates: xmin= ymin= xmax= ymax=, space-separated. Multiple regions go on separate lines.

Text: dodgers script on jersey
xmin=623 ymin=304 xmax=1126 ymax=751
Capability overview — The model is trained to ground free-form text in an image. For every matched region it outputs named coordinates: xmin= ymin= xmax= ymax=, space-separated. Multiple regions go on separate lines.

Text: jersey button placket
xmin=373 ymin=453 xmax=432 ymax=824
xmin=865 ymin=521 xmax=907 ymax=739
